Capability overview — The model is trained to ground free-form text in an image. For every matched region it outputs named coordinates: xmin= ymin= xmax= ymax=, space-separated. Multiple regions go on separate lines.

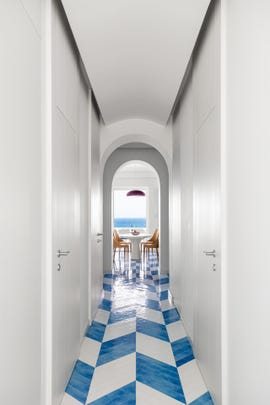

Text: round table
xmin=120 ymin=233 xmax=151 ymax=260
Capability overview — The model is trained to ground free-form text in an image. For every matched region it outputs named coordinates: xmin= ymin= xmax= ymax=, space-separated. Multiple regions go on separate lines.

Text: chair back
xmin=151 ymin=229 xmax=159 ymax=242
xmin=113 ymin=229 xmax=122 ymax=241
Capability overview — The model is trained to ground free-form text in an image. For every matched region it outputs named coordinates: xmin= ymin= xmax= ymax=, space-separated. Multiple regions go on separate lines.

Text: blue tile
xmin=189 ymin=392 xmax=214 ymax=405
xmin=136 ymin=318 xmax=169 ymax=342
xmin=151 ymin=270 xmax=158 ymax=275
xmin=136 ymin=353 xmax=185 ymax=403
xmin=103 ymin=283 xmax=112 ymax=292
xmin=154 ymin=277 xmax=169 ymax=285
xmin=158 ymin=290 xmax=168 ymax=301
xmin=96 ymin=333 xmax=136 ymax=366
xmin=88 ymin=382 xmax=136 ymax=405
xmin=104 ymin=273 xmax=117 ymax=279
xmin=141 ymin=298 xmax=161 ymax=311
xmin=86 ymin=321 xmax=106 ymax=342
xmin=171 ymin=337 xmax=194 ymax=367
xmin=163 ymin=308 xmax=180 ymax=324
xmin=98 ymin=299 xmax=112 ymax=311
xmin=108 ymin=308 xmax=136 ymax=324
xmin=66 ymin=360 xmax=94 ymax=404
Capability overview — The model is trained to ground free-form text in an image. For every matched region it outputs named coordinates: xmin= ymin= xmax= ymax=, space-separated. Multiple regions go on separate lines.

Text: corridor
xmin=3 ymin=0 xmax=269 ymax=404
xmin=62 ymin=255 xmax=213 ymax=405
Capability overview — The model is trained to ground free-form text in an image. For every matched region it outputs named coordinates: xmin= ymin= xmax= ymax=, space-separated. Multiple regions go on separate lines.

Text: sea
xmin=114 ymin=217 xmax=146 ymax=228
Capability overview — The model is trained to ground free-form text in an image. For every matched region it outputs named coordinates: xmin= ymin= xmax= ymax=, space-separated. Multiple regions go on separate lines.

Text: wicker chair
xmin=113 ymin=230 xmax=131 ymax=260
xmin=140 ymin=229 xmax=159 ymax=252
xmin=143 ymin=235 xmax=159 ymax=258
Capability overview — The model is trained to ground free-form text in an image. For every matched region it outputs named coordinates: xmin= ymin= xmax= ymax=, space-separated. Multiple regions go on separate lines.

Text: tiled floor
xmin=61 ymin=255 xmax=214 ymax=405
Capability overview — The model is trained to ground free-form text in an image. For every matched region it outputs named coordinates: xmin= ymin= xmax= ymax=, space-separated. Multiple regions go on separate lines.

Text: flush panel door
xmin=52 ymin=109 xmax=80 ymax=405
xmin=194 ymin=110 xmax=221 ymax=404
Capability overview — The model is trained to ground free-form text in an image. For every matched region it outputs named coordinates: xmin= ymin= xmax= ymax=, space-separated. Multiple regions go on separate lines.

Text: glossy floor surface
xmin=61 ymin=255 xmax=214 ymax=405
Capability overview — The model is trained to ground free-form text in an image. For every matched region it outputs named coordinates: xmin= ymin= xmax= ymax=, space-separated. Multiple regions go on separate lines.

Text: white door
xmin=52 ymin=110 xmax=80 ymax=405
xmin=90 ymin=172 xmax=103 ymax=319
xmin=194 ymin=111 xmax=221 ymax=403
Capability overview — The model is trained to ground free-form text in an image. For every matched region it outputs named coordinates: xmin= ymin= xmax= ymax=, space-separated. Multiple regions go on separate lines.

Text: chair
xmin=113 ymin=230 xmax=131 ymax=260
xmin=140 ymin=229 xmax=158 ymax=251
xmin=143 ymin=237 xmax=159 ymax=259
xmin=114 ymin=229 xmax=132 ymax=250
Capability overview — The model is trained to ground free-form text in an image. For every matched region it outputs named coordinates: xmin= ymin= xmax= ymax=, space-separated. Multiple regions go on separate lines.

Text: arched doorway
xmin=103 ymin=143 xmax=169 ymax=273
xmin=112 ymin=160 xmax=160 ymax=265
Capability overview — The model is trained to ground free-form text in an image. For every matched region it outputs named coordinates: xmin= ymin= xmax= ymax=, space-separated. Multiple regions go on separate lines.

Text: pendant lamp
xmin=126 ymin=190 xmax=145 ymax=197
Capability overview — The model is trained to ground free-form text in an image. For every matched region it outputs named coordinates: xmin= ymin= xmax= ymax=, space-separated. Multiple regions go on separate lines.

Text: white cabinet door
xmin=52 ymin=110 xmax=80 ymax=405
xmin=194 ymin=110 xmax=221 ymax=403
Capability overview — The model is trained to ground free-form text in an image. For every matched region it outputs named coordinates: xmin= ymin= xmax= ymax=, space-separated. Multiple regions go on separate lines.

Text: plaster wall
xmin=0 ymin=1 xmax=42 ymax=402
xmin=222 ymin=0 xmax=270 ymax=402
xmin=51 ymin=1 xmax=91 ymax=401
xmin=100 ymin=118 xmax=172 ymax=172
xmin=89 ymin=97 xmax=103 ymax=320
xmin=171 ymin=2 xmax=221 ymax=401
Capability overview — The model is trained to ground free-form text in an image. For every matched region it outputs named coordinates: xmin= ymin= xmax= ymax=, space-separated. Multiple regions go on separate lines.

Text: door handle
xmin=203 ymin=249 xmax=216 ymax=257
xmin=96 ymin=233 xmax=103 ymax=236
xmin=57 ymin=249 xmax=70 ymax=258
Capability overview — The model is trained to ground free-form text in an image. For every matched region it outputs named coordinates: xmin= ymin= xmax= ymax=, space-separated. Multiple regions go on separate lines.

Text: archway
xmin=103 ymin=144 xmax=169 ymax=273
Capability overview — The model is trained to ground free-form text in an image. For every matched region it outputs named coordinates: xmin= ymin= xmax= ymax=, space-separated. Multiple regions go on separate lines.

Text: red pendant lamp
xmin=126 ymin=190 xmax=145 ymax=197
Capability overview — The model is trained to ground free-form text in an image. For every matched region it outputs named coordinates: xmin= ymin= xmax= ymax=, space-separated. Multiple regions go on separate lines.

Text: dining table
xmin=120 ymin=232 xmax=151 ymax=260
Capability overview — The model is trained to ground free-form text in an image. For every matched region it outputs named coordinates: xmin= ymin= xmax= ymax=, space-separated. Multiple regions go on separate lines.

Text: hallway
xmin=2 ymin=1 xmax=270 ymax=404
xmin=62 ymin=255 xmax=213 ymax=405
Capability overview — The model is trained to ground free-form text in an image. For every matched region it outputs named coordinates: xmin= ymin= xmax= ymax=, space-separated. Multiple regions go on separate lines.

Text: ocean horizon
xmin=114 ymin=217 xmax=146 ymax=228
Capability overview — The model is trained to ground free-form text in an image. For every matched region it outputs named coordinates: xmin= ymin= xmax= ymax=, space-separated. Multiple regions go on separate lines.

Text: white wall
xmin=79 ymin=73 xmax=90 ymax=339
xmin=222 ymin=1 xmax=270 ymax=403
xmin=0 ymin=1 xmax=42 ymax=403
xmin=89 ymin=96 xmax=103 ymax=320
xmin=100 ymin=118 xmax=172 ymax=172
xmin=51 ymin=0 xmax=91 ymax=399
xmin=171 ymin=1 xmax=221 ymax=402
xmin=171 ymin=78 xmax=194 ymax=338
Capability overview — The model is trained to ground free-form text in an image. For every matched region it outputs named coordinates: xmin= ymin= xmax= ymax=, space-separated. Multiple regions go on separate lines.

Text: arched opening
xmin=112 ymin=160 xmax=160 ymax=269
xmin=103 ymin=143 xmax=169 ymax=273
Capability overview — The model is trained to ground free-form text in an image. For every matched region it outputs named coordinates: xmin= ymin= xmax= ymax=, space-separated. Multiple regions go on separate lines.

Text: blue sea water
xmin=114 ymin=218 xmax=146 ymax=228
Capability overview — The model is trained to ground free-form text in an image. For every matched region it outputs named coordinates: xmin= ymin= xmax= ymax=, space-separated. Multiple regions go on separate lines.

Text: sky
xmin=113 ymin=190 xmax=146 ymax=218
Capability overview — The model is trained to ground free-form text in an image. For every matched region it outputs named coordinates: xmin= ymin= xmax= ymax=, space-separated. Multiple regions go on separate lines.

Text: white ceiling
xmin=61 ymin=0 xmax=210 ymax=125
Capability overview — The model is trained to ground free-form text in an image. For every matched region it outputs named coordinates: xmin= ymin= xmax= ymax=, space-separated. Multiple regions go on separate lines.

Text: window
xmin=113 ymin=189 xmax=146 ymax=228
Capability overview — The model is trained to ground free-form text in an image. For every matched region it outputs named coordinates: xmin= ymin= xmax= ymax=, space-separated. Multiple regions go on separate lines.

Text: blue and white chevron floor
xmin=61 ymin=255 xmax=214 ymax=405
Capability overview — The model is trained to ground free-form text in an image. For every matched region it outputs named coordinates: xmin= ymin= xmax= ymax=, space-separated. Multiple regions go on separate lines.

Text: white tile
xmin=86 ymin=353 xmax=136 ymax=403
xmin=60 ymin=393 xmax=81 ymax=405
xmin=166 ymin=321 xmax=187 ymax=342
xmin=158 ymin=273 xmax=169 ymax=279
xmin=112 ymin=297 xmax=137 ymax=310
xmin=136 ymin=333 xmax=175 ymax=366
xmin=103 ymin=291 xmax=112 ymax=300
xmin=160 ymin=300 xmax=175 ymax=312
xmin=156 ymin=283 xmax=170 ymax=292
xmin=79 ymin=338 xmax=101 ymax=367
xmin=144 ymin=291 xmax=159 ymax=301
xmin=136 ymin=382 xmax=185 ymax=405
xmin=103 ymin=318 xmax=136 ymax=342
xmin=137 ymin=307 xmax=164 ymax=324
xmin=103 ymin=277 xmax=113 ymax=284
xmin=94 ymin=309 xmax=110 ymax=325
xmin=137 ymin=278 xmax=155 ymax=285
xmin=178 ymin=359 xmax=208 ymax=404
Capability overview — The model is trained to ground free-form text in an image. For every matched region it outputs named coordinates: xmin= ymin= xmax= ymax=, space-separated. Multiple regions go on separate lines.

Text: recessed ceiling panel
xmin=61 ymin=0 xmax=210 ymax=124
